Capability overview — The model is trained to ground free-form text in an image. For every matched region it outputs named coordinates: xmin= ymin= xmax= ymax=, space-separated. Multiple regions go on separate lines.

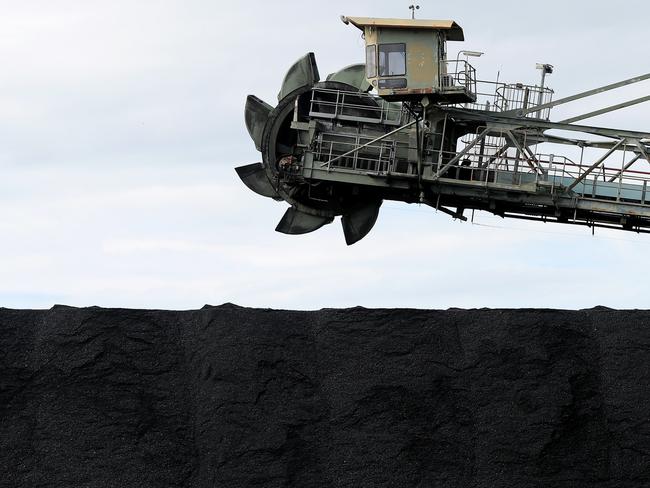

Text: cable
xmin=384 ymin=202 xmax=650 ymax=245
xmin=470 ymin=220 xmax=650 ymax=245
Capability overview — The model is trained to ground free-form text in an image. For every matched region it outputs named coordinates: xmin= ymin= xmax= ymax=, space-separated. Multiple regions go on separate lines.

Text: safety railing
xmin=459 ymin=80 xmax=507 ymax=112
xmin=496 ymin=83 xmax=554 ymax=119
xmin=431 ymin=148 xmax=547 ymax=185
xmin=439 ymin=60 xmax=477 ymax=99
xmin=312 ymin=126 xmax=650 ymax=205
xmin=433 ymin=137 xmax=650 ymax=205
xmin=309 ymin=88 xmax=405 ymax=126
xmin=307 ymin=87 xmax=649 ymax=204
xmin=457 ymin=80 xmax=554 ymax=119
xmin=313 ymin=132 xmax=408 ymax=174
xmin=545 ymin=157 xmax=650 ymax=203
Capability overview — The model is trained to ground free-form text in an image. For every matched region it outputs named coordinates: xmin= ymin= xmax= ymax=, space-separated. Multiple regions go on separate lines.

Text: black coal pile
xmin=1 ymin=305 xmax=649 ymax=487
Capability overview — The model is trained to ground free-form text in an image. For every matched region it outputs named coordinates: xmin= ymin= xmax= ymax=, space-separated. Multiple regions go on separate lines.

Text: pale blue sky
xmin=1 ymin=0 xmax=650 ymax=310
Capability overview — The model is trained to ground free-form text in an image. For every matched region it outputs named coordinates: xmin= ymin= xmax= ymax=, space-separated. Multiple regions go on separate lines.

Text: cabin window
xmin=378 ymin=43 xmax=406 ymax=76
xmin=366 ymin=45 xmax=377 ymax=77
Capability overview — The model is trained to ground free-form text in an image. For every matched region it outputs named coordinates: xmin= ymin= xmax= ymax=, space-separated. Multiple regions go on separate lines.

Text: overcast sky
xmin=2 ymin=0 xmax=650 ymax=310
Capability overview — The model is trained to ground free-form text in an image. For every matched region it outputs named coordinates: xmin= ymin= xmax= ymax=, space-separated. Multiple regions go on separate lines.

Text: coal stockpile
xmin=1 ymin=305 xmax=649 ymax=487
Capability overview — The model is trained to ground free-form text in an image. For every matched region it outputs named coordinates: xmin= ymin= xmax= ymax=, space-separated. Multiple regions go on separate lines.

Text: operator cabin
xmin=341 ymin=16 xmax=476 ymax=104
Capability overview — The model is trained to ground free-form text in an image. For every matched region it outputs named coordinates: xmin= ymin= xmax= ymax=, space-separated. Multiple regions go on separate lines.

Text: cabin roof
xmin=341 ymin=16 xmax=464 ymax=41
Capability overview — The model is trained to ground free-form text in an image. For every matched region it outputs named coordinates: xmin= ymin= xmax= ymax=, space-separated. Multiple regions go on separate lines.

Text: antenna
xmin=409 ymin=4 xmax=420 ymax=19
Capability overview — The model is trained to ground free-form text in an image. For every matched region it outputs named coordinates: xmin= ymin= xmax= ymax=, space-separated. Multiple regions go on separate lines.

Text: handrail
xmin=319 ymin=120 xmax=418 ymax=168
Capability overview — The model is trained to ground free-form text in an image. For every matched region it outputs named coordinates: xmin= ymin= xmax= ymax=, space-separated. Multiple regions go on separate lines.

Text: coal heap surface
xmin=1 ymin=305 xmax=649 ymax=487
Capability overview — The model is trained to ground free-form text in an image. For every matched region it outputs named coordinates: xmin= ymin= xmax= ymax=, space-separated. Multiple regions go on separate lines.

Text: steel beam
xmin=567 ymin=139 xmax=626 ymax=191
xmin=443 ymin=107 xmax=650 ymax=141
xmin=422 ymin=202 xmax=468 ymax=221
xmin=516 ymin=72 xmax=650 ymax=117
xmin=599 ymin=140 xmax=650 ymax=182
xmin=505 ymin=131 xmax=543 ymax=174
xmin=634 ymin=139 xmax=650 ymax=164
xmin=434 ymin=128 xmax=490 ymax=178
xmin=608 ymin=140 xmax=650 ymax=184
xmin=607 ymin=154 xmax=641 ymax=182
xmin=531 ymin=132 xmax=650 ymax=155
xmin=559 ymin=95 xmax=650 ymax=124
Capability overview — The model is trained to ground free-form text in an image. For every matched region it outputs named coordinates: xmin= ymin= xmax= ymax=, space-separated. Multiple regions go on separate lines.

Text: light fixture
xmin=461 ymin=51 xmax=484 ymax=58
xmin=456 ymin=50 xmax=485 ymax=65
